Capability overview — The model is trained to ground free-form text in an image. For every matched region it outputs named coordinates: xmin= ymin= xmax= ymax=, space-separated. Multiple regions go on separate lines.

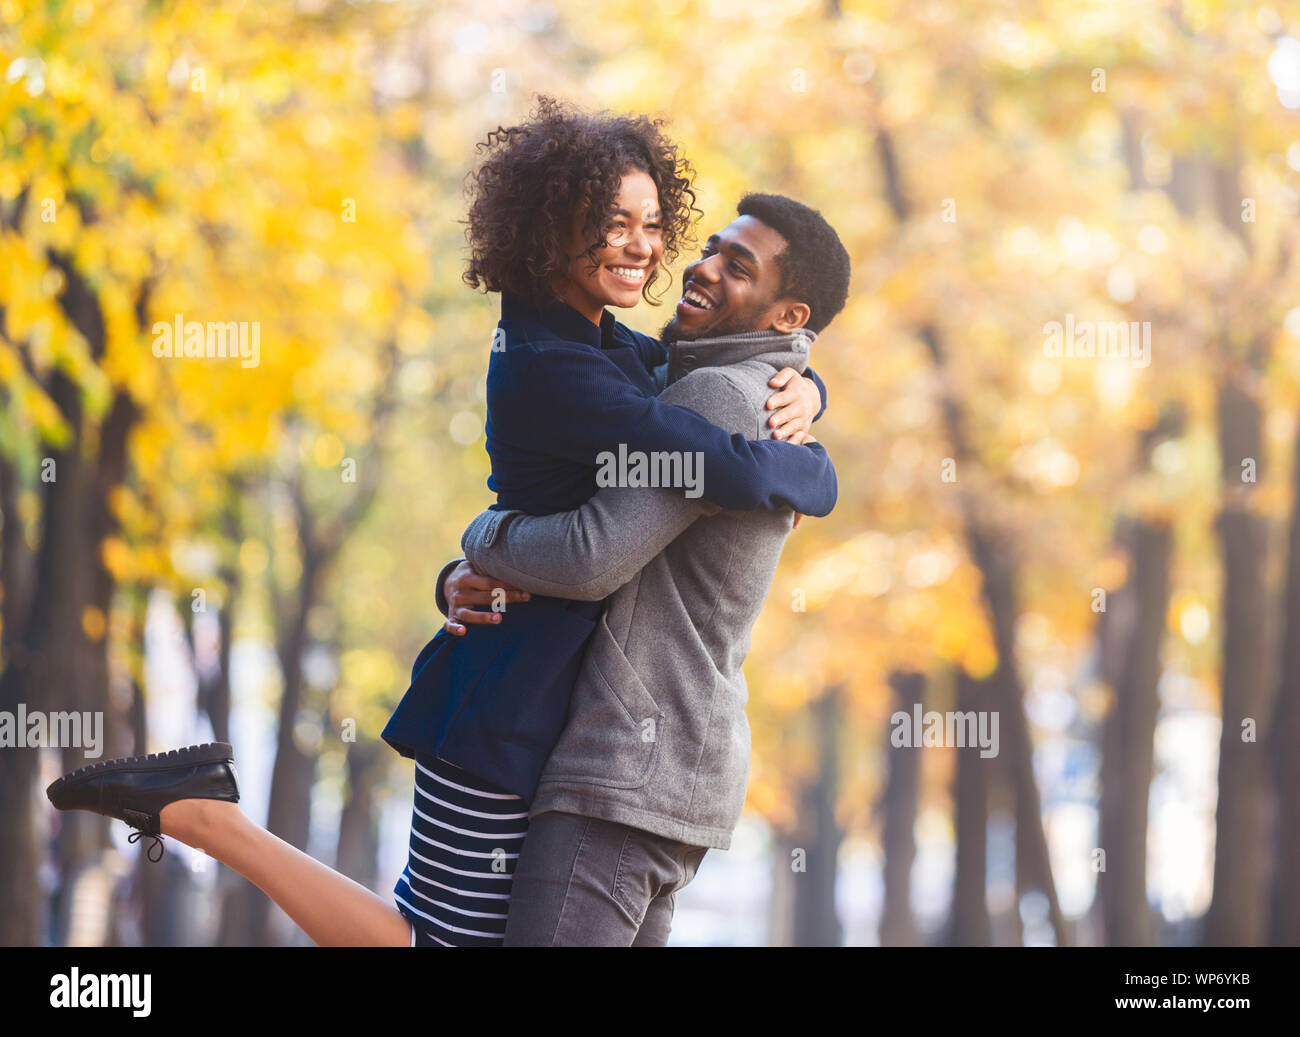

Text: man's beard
xmin=660 ymin=317 xmax=686 ymax=346
xmin=660 ymin=300 xmax=770 ymax=345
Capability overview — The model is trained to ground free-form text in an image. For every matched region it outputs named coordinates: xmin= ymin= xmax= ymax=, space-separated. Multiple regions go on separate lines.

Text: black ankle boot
xmin=47 ymin=742 xmax=240 ymax=861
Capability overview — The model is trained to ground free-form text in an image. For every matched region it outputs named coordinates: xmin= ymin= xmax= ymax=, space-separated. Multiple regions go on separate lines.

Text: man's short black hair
xmin=736 ymin=193 xmax=850 ymax=334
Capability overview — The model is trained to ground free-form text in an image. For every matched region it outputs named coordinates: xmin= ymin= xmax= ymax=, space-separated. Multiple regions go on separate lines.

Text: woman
xmin=47 ymin=97 xmax=832 ymax=947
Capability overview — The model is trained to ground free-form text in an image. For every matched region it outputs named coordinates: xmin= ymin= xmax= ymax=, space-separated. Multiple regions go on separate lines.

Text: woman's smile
xmin=606 ymin=264 xmax=649 ymax=290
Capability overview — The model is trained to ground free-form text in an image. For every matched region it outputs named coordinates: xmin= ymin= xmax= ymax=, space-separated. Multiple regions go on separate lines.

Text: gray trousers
xmin=503 ymin=810 xmax=709 ymax=946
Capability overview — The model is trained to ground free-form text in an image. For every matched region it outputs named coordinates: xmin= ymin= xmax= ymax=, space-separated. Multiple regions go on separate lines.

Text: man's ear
xmin=770 ymin=300 xmax=811 ymax=334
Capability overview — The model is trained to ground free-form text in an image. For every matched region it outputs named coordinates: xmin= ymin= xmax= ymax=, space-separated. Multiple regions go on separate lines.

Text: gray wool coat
xmin=460 ymin=328 xmax=830 ymax=849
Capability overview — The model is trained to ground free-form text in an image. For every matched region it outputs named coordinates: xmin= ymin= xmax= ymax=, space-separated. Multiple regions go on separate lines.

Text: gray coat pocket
xmin=540 ymin=613 xmax=663 ymax=790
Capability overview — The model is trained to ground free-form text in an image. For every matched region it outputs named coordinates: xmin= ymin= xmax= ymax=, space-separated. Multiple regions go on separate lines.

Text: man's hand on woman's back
xmin=441 ymin=559 xmax=531 ymax=636
xmin=765 ymin=367 xmax=821 ymax=442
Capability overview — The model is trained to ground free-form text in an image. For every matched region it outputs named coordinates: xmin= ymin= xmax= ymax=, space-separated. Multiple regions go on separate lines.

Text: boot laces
xmin=127 ymin=828 xmax=166 ymax=862
xmin=122 ymin=809 xmax=165 ymax=862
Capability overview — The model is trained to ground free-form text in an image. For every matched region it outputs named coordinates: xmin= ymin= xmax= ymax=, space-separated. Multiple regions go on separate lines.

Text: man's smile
xmin=676 ymin=281 xmax=718 ymax=318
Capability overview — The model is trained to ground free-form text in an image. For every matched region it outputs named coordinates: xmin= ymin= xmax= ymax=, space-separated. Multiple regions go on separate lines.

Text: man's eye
xmin=730 ymin=261 xmax=747 ymax=276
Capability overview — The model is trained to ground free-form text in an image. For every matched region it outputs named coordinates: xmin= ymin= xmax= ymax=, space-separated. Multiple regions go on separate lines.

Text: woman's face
xmin=556 ymin=168 xmax=663 ymax=322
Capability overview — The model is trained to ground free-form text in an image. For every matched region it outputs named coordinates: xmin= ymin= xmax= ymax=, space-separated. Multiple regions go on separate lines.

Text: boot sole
xmin=46 ymin=742 xmax=235 ymax=802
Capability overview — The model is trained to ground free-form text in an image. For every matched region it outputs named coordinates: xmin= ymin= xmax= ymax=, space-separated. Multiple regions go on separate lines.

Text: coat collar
xmin=501 ymin=293 xmax=616 ymax=351
xmin=666 ymin=328 xmax=816 ymax=385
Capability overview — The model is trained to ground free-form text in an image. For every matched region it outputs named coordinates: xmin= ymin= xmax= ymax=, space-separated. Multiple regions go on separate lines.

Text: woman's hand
xmin=766 ymin=368 xmax=821 ymax=442
xmin=443 ymin=560 xmax=531 ymax=636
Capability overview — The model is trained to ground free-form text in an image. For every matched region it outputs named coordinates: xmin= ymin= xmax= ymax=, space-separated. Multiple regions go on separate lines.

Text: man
xmin=450 ymin=193 xmax=851 ymax=944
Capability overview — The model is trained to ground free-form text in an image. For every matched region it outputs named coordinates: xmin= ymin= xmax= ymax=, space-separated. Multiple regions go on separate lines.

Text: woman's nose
xmin=625 ymin=228 xmax=651 ymax=259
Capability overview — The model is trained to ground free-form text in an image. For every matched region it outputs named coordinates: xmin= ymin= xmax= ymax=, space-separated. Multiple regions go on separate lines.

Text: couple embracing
xmin=48 ymin=97 xmax=851 ymax=947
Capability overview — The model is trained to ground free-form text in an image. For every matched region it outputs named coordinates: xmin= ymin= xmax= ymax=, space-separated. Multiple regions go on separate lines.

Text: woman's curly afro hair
xmin=462 ymin=96 xmax=699 ymax=306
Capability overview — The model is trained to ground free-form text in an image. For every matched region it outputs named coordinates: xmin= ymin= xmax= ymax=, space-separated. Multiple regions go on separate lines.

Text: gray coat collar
xmin=665 ymin=328 xmax=816 ymax=386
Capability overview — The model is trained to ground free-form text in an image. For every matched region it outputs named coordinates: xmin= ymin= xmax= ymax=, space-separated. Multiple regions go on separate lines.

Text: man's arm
xmin=461 ymin=368 xmax=756 ymax=600
xmin=460 ymin=489 xmax=717 ymax=601
xmin=519 ymin=345 xmax=837 ymax=516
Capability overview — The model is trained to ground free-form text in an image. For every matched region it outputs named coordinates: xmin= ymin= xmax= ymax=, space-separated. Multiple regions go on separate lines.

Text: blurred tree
xmin=878 ymin=670 xmax=922 ymax=946
xmin=1 ymin=0 xmax=431 ymax=943
xmin=1271 ymin=419 xmax=1300 ymax=945
xmin=948 ymin=669 xmax=993 ymax=947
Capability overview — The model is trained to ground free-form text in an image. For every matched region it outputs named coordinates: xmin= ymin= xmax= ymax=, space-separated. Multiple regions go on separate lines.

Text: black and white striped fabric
xmin=392 ymin=752 xmax=529 ymax=947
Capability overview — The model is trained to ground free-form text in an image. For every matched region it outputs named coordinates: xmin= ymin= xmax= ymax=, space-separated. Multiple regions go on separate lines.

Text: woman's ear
xmin=771 ymin=301 xmax=811 ymax=333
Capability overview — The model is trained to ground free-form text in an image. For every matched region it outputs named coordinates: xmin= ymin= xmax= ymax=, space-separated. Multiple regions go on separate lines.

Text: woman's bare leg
xmin=159 ymin=797 xmax=412 ymax=947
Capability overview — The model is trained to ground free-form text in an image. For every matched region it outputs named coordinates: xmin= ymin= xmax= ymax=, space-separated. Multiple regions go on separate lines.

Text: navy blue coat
xmin=381 ymin=294 xmax=836 ymax=800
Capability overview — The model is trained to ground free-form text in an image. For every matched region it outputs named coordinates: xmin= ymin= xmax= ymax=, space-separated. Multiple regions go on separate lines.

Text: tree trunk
xmin=1271 ymin=420 xmax=1300 ymax=945
xmin=234 ymin=551 xmax=322 ymax=945
xmin=791 ymin=686 xmax=844 ymax=946
xmin=767 ymin=830 xmax=796 ymax=946
xmin=949 ymin=669 xmax=991 ymax=946
xmin=0 ymin=670 xmax=41 ymax=944
xmin=36 ymin=253 xmax=139 ymax=945
xmin=1205 ymin=376 xmax=1273 ymax=944
xmin=0 ymin=452 xmax=42 ymax=945
xmin=879 ymin=671 xmax=922 ymax=946
xmin=1097 ymin=519 xmax=1172 ymax=945
xmin=28 ymin=367 xmax=98 ymax=946
xmin=966 ymin=508 xmax=1069 ymax=945
xmin=192 ymin=499 xmax=241 ymax=745
xmin=336 ymin=740 xmax=384 ymax=890
xmin=203 ymin=596 xmax=235 ymax=745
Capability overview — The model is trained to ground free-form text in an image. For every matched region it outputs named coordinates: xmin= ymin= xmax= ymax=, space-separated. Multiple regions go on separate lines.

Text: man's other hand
xmin=443 ymin=560 xmax=531 ymax=636
xmin=766 ymin=368 xmax=820 ymax=441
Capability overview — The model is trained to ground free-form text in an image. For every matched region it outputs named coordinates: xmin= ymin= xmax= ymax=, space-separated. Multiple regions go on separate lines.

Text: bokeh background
xmin=2 ymin=0 xmax=1299 ymax=947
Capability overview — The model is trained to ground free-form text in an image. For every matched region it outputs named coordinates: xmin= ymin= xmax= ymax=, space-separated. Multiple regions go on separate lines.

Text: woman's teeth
xmin=609 ymin=266 xmax=645 ymax=282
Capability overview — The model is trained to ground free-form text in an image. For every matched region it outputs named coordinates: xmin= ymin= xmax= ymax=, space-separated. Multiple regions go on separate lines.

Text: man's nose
xmin=689 ymin=254 xmax=722 ymax=283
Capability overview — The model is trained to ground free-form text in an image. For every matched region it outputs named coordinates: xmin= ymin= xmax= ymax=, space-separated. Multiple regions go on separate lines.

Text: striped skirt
xmin=392 ymin=752 xmax=529 ymax=947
